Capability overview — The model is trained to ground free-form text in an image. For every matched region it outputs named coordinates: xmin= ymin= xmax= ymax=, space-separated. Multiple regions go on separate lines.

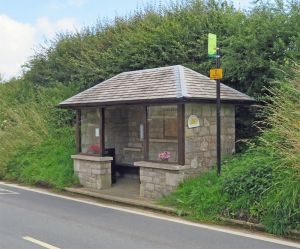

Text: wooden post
xmin=100 ymin=108 xmax=105 ymax=156
xmin=143 ymin=105 xmax=149 ymax=161
xmin=178 ymin=103 xmax=185 ymax=165
xmin=75 ymin=109 xmax=81 ymax=154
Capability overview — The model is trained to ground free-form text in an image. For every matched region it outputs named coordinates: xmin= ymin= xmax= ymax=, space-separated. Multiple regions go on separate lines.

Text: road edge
xmin=1 ymin=181 xmax=299 ymax=248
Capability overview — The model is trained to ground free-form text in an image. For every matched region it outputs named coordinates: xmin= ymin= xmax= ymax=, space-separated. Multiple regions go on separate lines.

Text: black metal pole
xmin=216 ymin=48 xmax=221 ymax=176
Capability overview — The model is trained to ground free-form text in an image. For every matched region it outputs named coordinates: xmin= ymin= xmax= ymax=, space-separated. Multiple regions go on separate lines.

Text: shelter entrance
xmin=104 ymin=105 xmax=145 ymax=182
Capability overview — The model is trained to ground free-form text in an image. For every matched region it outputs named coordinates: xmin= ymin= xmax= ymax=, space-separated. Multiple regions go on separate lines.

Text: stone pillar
xmin=135 ymin=161 xmax=188 ymax=199
xmin=71 ymin=155 xmax=113 ymax=190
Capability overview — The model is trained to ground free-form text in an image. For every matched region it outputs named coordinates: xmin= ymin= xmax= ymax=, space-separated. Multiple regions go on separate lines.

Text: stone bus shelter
xmin=59 ymin=65 xmax=254 ymax=199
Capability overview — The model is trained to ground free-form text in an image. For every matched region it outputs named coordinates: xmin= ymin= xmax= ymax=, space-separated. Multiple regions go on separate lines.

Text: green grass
xmin=163 ymin=146 xmax=299 ymax=234
xmin=162 ymin=168 xmax=224 ymax=221
xmin=4 ymin=128 xmax=78 ymax=189
xmin=0 ymin=80 xmax=76 ymax=179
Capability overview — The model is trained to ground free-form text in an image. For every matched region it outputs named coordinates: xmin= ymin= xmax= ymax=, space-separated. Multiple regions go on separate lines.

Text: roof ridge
xmin=174 ymin=66 xmax=182 ymax=98
xmin=120 ymin=65 xmax=180 ymax=75
xmin=177 ymin=65 xmax=189 ymax=98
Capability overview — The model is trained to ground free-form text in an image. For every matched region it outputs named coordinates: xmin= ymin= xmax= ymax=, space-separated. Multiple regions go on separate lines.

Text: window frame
xmin=78 ymin=107 xmax=102 ymax=156
xmin=145 ymin=103 xmax=185 ymax=165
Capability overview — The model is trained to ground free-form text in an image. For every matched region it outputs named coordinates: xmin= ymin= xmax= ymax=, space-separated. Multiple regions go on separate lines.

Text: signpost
xmin=208 ymin=33 xmax=222 ymax=176
xmin=210 ymin=68 xmax=223 ymax=80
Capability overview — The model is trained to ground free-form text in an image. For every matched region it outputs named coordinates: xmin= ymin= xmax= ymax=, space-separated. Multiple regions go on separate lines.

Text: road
xmin=0 ymin=183 xmax=299 ymax=249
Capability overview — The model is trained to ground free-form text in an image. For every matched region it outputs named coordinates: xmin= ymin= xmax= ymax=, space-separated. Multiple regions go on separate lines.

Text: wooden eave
xmin=58 ymin=97 xmax=256 ymax=109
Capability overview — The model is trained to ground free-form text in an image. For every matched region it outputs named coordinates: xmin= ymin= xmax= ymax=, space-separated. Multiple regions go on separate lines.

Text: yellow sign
xmin=188 ymin=115 xmax=200 ymax=128
xmin=210 ymin=68 xmax=223 ymax=80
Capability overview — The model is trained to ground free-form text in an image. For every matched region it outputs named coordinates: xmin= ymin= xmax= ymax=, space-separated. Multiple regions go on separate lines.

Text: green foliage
xmin=222 ymin=162 xmax=272 ymax=207
xmin=0 ymin=81 xmax=48 ymax=177
xmin=20 ymin=0 xmax=300 ymax=146
xmin=257 ymin=64 xmax=300 ymax=234
xmin=4 ymin=128 xmax=78 ymax=189
xmin=164 ymin=146 xmax=299 ymax=235
xmin=261 ymin=66 xmax=300 ymax=176
xmin=163 ymin=170 xmax=225 ymax=220
xmin=24 ymin=0 xmax=300 ymax=98
xmin=0 ymin=80 xmax=76 ymax=180
xmin=164 ymin=65 xmax=300 ymax=235
xmin=260 ymin=167 xmax=300 ymax=234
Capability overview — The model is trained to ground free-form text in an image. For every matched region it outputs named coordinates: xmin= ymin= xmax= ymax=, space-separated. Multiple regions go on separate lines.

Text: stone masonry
xmin=185 ymin=103 xmax=235 ymax=175
xmin=135 ymin=161 xmax=187 ymax=199
xmin=72 ymin=155 xmax=112 ymax=190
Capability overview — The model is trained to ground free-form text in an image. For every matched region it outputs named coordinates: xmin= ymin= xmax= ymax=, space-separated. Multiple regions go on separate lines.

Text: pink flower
xmin=159 ymin=151 xmax=171 ymax=160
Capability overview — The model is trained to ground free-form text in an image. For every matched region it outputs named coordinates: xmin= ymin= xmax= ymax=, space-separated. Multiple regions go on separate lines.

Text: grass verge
xmin=4 ymin=128 xmax=78 ymax=189
xmin=162 ymin=66 xmax=300 ymax=235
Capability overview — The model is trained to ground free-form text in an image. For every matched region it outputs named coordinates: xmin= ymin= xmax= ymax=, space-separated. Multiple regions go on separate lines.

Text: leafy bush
xmin=0 ymin=81 xmax=48 ymax=178
xmin=257 ymin=65 xmax=300 ymax=234
xmin=223 ymin=165 xmax=272 ymax=201
xmin=0 ymin=80 xmax=76 ymax=179
xmin=163 ymin=170 xmax=225 ymax=220
xmin=260 ymin=168 xmax=300 ymax=235
xmin=24 ymin=0 xmax=300 ymax=98
xmin=4 ymin=128 xmax=78 ymax=189
xmin=222 ymin=163 xmax=272 ymax=213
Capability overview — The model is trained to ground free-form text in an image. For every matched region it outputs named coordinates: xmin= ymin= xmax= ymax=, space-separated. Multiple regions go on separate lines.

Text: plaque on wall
xmin=188 ymin=115 xmax=200 ymax=128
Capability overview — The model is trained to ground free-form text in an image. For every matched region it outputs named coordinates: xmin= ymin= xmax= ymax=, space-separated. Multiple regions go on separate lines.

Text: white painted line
xmin=2 ymin=182 xmax=300 ymax=249
xmin=23 ymin=236 xmax=60 ymax=249
xmin=0 ymin=187 xmax=19 ymax=194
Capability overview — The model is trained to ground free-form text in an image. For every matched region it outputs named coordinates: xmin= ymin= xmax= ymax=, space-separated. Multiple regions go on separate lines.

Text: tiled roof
xmin=59 ymin=65 xmax=255 ymax=107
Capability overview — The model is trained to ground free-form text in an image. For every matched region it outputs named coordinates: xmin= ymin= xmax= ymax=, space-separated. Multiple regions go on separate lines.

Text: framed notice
xmin=95 ymin=128 xmax=100 ymax=137
xmin=188 ymin=115 xmax=200 ymax=128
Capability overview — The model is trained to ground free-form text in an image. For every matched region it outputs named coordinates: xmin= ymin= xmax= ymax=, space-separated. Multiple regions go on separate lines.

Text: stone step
xmin=64 ymin=187 xmax=177 ymax=215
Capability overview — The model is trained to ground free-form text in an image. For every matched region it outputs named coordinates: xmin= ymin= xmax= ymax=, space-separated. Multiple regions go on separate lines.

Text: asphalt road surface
xmin=0 ymin=183 xmax=299 ymax=249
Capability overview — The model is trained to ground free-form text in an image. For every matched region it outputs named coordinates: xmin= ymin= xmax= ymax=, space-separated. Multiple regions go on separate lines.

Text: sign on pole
xmin=210 ymin=68 xmax=223 ymax=80
xmin=208 ymin=33 xmax=222 ymax=176
xmin=208 ymin=33 xmax=217 ymax=58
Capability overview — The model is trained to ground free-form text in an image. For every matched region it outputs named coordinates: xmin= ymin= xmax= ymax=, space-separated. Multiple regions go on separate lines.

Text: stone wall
xmin=185 ymin=103 xmax=235 ymax=174
xmin=72 ymin=155 xmax=112 ymax=190
xmin=136 ymin=161 xmax=186 ymax=199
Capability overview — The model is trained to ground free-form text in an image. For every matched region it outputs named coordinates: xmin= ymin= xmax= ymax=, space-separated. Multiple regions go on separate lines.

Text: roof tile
xmin=59 ymin=65 xmax=255 ymax=107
